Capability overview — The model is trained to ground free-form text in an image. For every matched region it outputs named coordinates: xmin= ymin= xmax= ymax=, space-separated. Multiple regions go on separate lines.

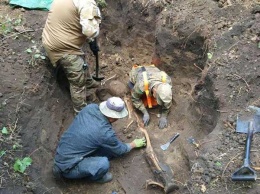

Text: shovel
xmin=231 ymin=106 xmax=260 ymax=181
xmin=160 ymin=133 xmax=180 ymax=151
xmin=92 ymin=51 xmax=104 ymax=81
xmin=91 ymin=38 xmax=104 ymax=81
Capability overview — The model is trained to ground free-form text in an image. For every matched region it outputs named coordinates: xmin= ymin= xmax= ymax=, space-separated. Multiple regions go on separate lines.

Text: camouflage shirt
xmin=129 ymin=65 xmax=172 ymax=115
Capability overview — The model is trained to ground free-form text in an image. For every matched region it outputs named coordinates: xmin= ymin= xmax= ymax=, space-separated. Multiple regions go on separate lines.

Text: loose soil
xmin=1 ymin=0 xmax=260 ymax=194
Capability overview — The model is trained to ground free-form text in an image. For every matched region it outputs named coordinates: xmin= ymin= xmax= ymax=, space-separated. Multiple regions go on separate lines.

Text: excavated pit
xmin=47 ymin=1 xmax=221 ymax=193
xmin=95 ymin=0 xmax=220 ymax=184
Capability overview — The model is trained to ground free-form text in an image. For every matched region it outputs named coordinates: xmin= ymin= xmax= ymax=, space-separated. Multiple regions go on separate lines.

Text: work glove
xmin=133 ymin=137 xmax=146 ymax=148
xmin=142 ymin=111 xmax=150 ymax=126
xmin=158 ymin=116 xmax=168 ymax=129
xmin=89 ymin=38 xmax=99 ymax=56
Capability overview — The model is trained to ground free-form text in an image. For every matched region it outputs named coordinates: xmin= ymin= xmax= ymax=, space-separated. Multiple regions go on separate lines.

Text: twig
xmin=217 ymin=110 xmax=228 ymax=113
xmin=221 ymin=152 xmax=242 ymax=179
xmin=28 ymin=147 xmax=42 ymax=157
xmin=193 ymin=63 xmax=203 ymax=72
xmin=101 ymin=74 xmax=117 ymax=85
xmin=233 ymin=74 xmax=250 ymax=91
xmin=9 ymin=118 xmax=18 ymax=137
xmin=228 ymin=41 xmax=240 ymax=51
xmin=1 ymin=29 xmax=34 ymax=42
xmin=223 ymin=120 xmax=235 ymax=130
xmin=174 ymin=179 xmax=191 ymax=194
xmin=126 ymin=120 xmax=134 ymax=129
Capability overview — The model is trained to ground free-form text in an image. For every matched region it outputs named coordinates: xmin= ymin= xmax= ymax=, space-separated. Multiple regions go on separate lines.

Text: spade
xmin=160 ymin=133 xmax=180 ymax=151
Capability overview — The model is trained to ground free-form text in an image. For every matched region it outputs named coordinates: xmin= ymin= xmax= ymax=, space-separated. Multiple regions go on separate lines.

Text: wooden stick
xmin=101 ymin=74 xmax=117 ymax=86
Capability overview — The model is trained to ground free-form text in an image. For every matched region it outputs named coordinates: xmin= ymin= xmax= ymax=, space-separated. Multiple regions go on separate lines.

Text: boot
xmin=52 ymin=165 xmax=62 ymax=180
xmin=96 ymin=172 xmax=113 ymax=183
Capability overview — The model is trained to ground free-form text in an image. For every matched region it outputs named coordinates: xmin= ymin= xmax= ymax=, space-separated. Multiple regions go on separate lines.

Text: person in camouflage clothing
xmin=42 ymin=0 xmax=101 ymax=113
xmin=128 ymin=65 xmax=173 ymax=129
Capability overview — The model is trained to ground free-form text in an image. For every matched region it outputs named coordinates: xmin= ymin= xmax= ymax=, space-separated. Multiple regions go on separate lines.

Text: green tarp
xmin=9 ymin=0 xmax=53 ymax=10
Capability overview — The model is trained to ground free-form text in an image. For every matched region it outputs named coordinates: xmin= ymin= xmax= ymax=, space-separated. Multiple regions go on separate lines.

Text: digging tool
xmin=231 ymin=106 xmax=260 ymax=181
xmin=91 ymin=38 xmax=104 ymax=81
xmin=160 ymin=133 xmax=180 ymax=151
xmin=92 ymin=51 xmax=104 ymax=81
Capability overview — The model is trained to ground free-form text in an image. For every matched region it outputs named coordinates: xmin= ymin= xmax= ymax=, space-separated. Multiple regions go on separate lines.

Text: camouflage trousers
xmin=57 ymin=54 xmax=96 ymax=113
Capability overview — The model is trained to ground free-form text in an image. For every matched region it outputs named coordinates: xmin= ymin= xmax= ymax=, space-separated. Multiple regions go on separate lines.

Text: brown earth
xmin=0 ymin=0 xmax=260 ymax=194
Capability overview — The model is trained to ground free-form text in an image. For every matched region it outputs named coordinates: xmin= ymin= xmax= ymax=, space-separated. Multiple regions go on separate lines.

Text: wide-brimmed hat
xmin=156 ymin=83 xmax=172 ymax=105
xmin=99 ymin=97 xmax=128 ymax=118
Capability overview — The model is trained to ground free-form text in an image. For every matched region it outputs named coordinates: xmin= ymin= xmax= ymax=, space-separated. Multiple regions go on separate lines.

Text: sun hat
xmin=156 ymin=83 xmax=172 ymax=105
xmin=99 ymin=97 xmax=128 ymax=118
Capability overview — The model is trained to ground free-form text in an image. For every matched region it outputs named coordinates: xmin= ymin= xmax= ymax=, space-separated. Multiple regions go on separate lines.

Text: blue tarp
xmin=9 ymin=0 xmax=53 ymax=10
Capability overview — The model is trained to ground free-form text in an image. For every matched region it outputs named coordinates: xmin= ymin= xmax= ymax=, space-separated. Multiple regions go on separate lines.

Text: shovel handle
xmin=169 ymin=133 xmax=180 ymax=144
xmin=95 ymin=51 xmax=99 ymax=77
xmin=244 ymin=121 xmax=254 ymax=166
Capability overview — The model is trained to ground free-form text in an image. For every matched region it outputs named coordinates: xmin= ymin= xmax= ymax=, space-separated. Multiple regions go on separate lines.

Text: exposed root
xmin=126 ymin=120 xmax=134 ymax=129
xmin=124 ymin=96 xmax=176 ymax=191
xmin=191 ymin=64 xmax=211 ymax=96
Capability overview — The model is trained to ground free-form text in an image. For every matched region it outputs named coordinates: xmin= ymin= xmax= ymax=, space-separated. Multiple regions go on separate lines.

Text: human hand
xmin=89 ymin=38 xmax=99 ymax=55
xmin=143 ymin=112 xmax=150 ymax=126
xmin=158 ymin=116 xmax=168 ymax=129
xmin=133 ymin=137 xmax=146 ymax=148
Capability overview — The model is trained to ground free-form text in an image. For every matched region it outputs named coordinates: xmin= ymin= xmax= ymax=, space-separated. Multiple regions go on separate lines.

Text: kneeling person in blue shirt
xmin=53 ymin=97 xmax=146 ymax=183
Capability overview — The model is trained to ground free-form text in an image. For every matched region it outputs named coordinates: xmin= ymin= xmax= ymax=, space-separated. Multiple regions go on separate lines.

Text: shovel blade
xmin=253 ymin=115 xmax=260 ymax=132
xmin=236 ymin=114 xmax=260 ymax=133
xmin=160 ymin=142 xmax=170 ymax=151
xmin=236 ymin=117 xmax=249 ymax=133
xmin=92 ymin=76 xmax=105 ymax=81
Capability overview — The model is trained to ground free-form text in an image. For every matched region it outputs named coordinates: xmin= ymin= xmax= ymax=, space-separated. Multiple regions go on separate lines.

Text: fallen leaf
xmin=1 ymin=127 xmax=8 ymax=134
